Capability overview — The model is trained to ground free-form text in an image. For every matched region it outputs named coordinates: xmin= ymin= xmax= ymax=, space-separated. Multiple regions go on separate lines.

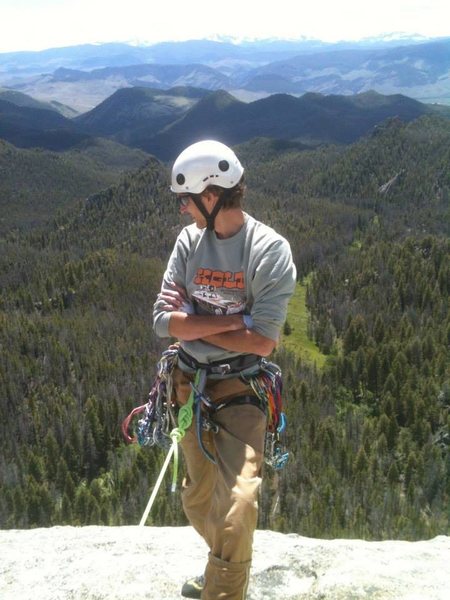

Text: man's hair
xmin=206 ymin=176 xmax=246 ymax=209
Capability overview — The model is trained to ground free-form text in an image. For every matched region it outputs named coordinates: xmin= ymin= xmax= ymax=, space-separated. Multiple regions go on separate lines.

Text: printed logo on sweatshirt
xmin=192 ymin=268 xmax=246 ymax=316
xmin=193 ymin=268 xmax=245 ymax=290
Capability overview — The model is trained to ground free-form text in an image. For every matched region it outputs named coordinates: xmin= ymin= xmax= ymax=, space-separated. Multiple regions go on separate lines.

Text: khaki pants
xmin=173 ymin=366 xmax=267 ymax=600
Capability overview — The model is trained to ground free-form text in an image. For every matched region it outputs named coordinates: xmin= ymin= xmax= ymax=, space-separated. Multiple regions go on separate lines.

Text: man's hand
xmin=157 ymin=282 xmax=194 ymax=313
xmin=160 ymin=283 xmax=263 ymax=346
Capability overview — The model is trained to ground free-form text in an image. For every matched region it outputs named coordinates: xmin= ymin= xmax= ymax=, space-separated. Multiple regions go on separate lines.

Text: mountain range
xmin=130 ymin=89 xmax=442 ymax=160
xmin=0 ymin=37 xmax=449 ymax=112
xmin=1 ymin=36 xmax=449 ymax=223
xmin=0 ymin=37 xmax=435 ymax=76
xmin=1 ymin=84 xmax=449 ymax=161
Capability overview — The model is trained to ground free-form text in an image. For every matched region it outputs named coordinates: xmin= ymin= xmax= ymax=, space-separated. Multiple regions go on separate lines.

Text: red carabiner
xmin=121 ymin=404 xmax=147 ymax=444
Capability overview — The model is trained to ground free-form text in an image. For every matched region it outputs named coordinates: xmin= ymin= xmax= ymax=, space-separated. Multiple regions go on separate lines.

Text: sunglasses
xmin=176 ymin=194 xmax=192 ymax=207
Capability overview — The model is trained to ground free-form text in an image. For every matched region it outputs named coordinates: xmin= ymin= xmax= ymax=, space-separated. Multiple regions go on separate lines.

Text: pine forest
xmin=0 ymin=115 xmax=449 ymax=540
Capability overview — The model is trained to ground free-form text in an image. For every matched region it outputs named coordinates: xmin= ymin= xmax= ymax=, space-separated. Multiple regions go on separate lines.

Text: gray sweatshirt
xmin=153 ymin=213 xmax=296 ymax=363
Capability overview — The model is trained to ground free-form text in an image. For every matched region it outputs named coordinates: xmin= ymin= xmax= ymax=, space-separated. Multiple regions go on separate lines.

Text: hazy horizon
xmin=1 ymin=0 xmax=448 ymax=54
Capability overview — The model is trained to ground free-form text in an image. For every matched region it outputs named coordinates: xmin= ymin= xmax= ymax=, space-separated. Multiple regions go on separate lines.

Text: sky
xmin=0 ymin=0 xmax=449 ymax=53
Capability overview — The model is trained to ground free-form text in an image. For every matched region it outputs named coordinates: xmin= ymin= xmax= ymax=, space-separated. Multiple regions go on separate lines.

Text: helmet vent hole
xmin=218 ymin=160 xmax=229 ymax=172
xmin=176 ymin=174 xmax=185 ymax=185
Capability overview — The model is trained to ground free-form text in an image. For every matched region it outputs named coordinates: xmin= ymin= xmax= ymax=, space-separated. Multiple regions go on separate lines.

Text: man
xmin=153 ymin=140 xmax=296 ymax=599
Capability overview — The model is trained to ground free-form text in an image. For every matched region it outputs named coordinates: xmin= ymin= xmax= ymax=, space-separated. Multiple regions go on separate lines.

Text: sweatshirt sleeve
xmin=250 ymin=237 xmax=297 ymax=342
xmin=152 ymin=229 xmax=190 ymax=338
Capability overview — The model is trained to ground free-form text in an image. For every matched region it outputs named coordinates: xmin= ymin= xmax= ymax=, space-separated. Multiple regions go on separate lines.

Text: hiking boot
xmin=181 ymin=574 xmax=204 ymax=599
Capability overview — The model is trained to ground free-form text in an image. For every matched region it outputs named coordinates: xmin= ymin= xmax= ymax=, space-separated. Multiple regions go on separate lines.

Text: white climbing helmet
xmin=170 ymin=140 xmax=244 ymax=194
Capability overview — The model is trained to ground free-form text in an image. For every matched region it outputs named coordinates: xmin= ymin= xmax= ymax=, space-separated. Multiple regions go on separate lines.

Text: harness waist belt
xmin=178 ymin=347 xmax=261 ymax=375
xmin=216 ymin=394 xmax=267 ymax=415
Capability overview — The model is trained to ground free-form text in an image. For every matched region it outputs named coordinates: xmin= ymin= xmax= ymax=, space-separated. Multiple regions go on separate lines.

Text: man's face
xmin=176 ymin=191 xmax=218 ymax=228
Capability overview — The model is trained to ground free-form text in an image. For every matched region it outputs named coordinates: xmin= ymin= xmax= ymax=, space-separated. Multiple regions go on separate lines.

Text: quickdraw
xmin=136 ymin=367 xmax=207 ymax=527
xmin=264 ymin=413 xmax=289 ymax=470
xmin=121 ymin=346 xmax=179 ymax=449
xmin=248 ymin=359 xmax=283 ymax=432
xmin=247 ymin=359 xmax=290 ymax=470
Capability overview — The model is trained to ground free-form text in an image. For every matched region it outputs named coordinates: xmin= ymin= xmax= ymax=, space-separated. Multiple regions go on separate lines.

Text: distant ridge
xmin=1 ymin=38 xmax=449 ymax=111
xmin=3 ymin=83 xmax=446 ymax=160
xmin=141 ymin=89 xmax=438 ymax=160
xmin=51 ymin=63 xmax=230 ymax=90
xmin=74 ymin=87 xmax=205 ymax=139
xmin=244 ymin=39 xmax=450 ymax=98
xmin=0 ymin=88 xmax=78 ymax=117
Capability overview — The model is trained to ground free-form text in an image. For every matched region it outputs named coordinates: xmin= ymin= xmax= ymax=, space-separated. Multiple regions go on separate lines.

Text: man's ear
xmin=203 ymin=189 xmax=220 ymax=206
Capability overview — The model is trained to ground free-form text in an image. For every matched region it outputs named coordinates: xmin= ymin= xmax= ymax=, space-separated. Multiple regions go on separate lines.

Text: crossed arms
xmin=158 ymin=283 xmax=276 ymax=357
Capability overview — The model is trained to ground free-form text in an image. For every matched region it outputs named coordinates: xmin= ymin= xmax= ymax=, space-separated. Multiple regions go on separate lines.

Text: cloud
xmin=0 ymin=0 xmax=448 ymax=53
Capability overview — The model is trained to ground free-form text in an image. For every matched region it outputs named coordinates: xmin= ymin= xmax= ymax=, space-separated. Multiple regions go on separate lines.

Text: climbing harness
xmin=177 ymin=356 xmax=290 ymax=470
xmin=121 ymin=347 xmax=289 ymax=525
xmin=177 ymin=346 xmax=261 ymax=376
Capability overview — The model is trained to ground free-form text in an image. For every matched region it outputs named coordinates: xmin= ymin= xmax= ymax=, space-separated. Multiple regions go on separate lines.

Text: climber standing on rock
xmin=153 ymin=140 xmax=296 ymax=599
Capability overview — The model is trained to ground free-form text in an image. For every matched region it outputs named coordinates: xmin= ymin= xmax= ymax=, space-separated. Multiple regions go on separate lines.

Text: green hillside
xmin=0 ymin=116 xmax=448 ymax=540
xmin=0 ymin=138 xmax=151 ymax=233
xmin=281 ymin=279 xmax=327 ymax=369
xmin=0 ymin=98 xmax=87 ymax=150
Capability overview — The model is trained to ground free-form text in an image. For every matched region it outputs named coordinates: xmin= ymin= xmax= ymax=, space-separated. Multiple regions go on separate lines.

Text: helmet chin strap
xmin=192 ymin=195 xmax=225 ymax=231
